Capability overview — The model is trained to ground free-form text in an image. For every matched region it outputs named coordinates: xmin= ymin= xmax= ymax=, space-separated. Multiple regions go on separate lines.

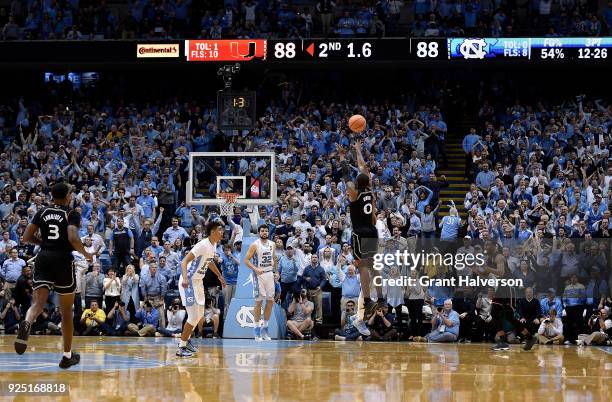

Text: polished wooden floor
xmin=0 ymin=336 xmax=610 ymax=401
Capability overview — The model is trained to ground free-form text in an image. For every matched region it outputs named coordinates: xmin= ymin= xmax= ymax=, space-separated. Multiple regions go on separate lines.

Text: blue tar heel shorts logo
xmin=184 ymin=286 xmax=195 ymax=307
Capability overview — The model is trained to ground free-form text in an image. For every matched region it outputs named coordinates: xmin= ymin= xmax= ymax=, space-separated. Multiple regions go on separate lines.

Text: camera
xmin=436 ymin=307 xmax=443 ymax=313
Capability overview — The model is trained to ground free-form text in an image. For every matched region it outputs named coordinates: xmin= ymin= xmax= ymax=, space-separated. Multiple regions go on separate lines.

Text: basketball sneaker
xmin=261 ymin=327 xmax=272 ymax=341
xmin=350 ymin=314 xmax=371 ymax=336
xmin=492 ymin=342 xmax=510 ymax=351
xmin=254 ymin=327 xmax=263 ymax=341
xmin=59 ymin=352 xmax=81 ymax=369
xmin=363 ymin=299 xmax=378 ymax=319
xmin=523 ymin=336 xmax=537 ymax=351
xmin=186 ymin=340 xmax=198 ymax=353
xmin=176 ymin=347 xmax=193 ymax=358
xmin=14 ymin=320 xmax=31 ymax=355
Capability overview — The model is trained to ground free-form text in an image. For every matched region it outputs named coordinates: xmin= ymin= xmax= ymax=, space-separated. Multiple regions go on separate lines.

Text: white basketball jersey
xmin=253 ymin=238 xmax=275 ymax=272
xmin=187 ymin=238 xmax=217 ymax=280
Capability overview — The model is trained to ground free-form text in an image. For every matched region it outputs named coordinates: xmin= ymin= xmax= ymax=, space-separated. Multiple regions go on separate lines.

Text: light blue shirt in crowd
xmin=341 ymin=273 xmax=361 ymax=298
xmin=278 ymin=254 xmax=299 ymax=283
xmin=440 ymin=216 xmax=461 ymax=240
xmin=432 ymin=309 xmax=460 ymax=336
xmin=1 ymin=258 xmax=25 ymax=283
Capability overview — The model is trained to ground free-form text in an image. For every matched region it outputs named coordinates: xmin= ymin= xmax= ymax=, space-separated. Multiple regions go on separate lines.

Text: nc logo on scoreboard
xmin=459 ymin=39 xmax=488 ymax=59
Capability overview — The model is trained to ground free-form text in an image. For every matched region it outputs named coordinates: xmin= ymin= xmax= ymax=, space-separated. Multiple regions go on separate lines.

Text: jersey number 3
xmin=48 ymin=224 xmax=60 ymax=240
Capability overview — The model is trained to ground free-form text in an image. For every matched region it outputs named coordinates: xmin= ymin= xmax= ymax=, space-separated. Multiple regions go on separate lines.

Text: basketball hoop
xmin=216 ymin=192 xmax=240 ymax=216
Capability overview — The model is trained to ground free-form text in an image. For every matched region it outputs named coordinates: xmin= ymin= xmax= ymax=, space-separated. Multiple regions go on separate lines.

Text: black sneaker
xmin=523 ymin=336 xmax=537 ymax=351
xmin=492 ymin=342 xmax=510 ymax=351
xmin=59 ymin=352 xmax=80 ymax=369
xmin=14 ymin=321 xmax=31 ymax=355
xmin=363 ymin=300 xmax=378 ymax=319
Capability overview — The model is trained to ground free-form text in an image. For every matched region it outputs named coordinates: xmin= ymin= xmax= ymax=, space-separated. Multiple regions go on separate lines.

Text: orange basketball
xmin=348 ymin=114 xmax=366 ymax=133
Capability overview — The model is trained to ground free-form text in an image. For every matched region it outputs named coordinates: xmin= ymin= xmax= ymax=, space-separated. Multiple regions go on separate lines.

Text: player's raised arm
xmin=244 ymin=243 xmax=263 ymax=275
xmin=354 ymin=140 xmax=369 ymax=175
xmin=337 ymin=144 xmax=359 ymax=202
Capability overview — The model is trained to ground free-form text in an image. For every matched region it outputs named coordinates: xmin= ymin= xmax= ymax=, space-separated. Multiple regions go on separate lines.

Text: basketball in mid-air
xmin=348 ymin=114 xmax=366 ymax=133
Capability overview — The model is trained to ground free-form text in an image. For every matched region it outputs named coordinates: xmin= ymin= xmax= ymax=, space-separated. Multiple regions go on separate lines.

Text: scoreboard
xmin=184 ymin=37 xmax=611 ymax=63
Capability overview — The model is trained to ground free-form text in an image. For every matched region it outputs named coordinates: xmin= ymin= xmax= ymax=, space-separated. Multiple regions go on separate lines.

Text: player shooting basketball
xmin=337 ymin=139 xmax=383 ymax=336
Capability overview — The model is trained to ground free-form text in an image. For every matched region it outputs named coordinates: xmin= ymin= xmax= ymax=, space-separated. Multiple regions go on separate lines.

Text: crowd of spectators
xmin=1 ymin=0 xmax=610 ymax=40
xmin=409 ymin=0 xmax=611 ymax=37
xmin=0 ymin=73 xmax=610 ymax=345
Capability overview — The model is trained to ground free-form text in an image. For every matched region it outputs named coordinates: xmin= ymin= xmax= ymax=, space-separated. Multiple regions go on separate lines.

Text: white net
xmin=216 ymin=193 xmax=240 ymax=216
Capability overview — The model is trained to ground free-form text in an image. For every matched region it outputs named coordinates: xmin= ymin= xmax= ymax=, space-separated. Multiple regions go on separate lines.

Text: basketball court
xmin=0 ymin=336 xmax=610 ymax=400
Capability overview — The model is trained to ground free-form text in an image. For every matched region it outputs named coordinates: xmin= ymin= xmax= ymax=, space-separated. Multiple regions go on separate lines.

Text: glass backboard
xmin=186 ymin=152 xmax=276 ymax=206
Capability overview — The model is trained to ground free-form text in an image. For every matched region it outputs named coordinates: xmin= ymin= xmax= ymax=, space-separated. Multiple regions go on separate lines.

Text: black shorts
xmin=33 ymin=250 xmax=76 ymax=295
xmin=352 ymin=228 xmax=378 ymax=260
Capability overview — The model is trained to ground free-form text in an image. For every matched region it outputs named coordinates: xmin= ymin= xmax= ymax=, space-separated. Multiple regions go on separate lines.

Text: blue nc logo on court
xmin=236 ymin=305 xmax=264 ymax=328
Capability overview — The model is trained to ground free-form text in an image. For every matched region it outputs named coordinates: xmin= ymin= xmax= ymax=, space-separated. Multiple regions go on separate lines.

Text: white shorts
xmin=253 ymin=271 xmax=275 ymax=301
xmin=179 ymin=275 xmax=206 ymax=323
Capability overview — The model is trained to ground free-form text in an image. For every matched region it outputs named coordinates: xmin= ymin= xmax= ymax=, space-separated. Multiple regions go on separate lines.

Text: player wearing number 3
xmin=177 ymin=221 xmax=226 ymax=358
xmin=244 ymin=225 xmax=277 ymax=341
xmin=16 ymin=182 xmax=93 ymax=369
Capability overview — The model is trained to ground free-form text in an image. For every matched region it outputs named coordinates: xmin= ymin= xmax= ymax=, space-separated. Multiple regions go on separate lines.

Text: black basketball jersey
xmin=350 ymin=191 xmax=375 ymax=232
xmin=32 ymin=205 xmax=81 ymax=253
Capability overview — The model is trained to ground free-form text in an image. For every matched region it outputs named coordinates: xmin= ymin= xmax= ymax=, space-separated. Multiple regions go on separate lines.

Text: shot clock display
xmin=217 ymin=91 xmax=256 ymax=130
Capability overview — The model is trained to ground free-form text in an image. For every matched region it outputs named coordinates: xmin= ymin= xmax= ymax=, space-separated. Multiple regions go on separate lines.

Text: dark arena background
xmin=0 ymin=1 xmax=611 ymax=400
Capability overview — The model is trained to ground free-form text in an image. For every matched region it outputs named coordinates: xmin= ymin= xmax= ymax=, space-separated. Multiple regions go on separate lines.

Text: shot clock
xmin=217 ymin=91 xmax=256 ymax=130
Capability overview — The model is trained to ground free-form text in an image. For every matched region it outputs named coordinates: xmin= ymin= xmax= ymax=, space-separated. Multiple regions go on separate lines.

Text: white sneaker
xmin=261 ymin=327 xmax=272 ymax=341
xmin=576 ymin=339 xmax=584 ymax=346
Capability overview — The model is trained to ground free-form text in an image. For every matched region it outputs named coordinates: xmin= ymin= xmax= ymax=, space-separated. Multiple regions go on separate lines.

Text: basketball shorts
xmin=253 ymin=271 xmax=275 ymax=301
xmin=352 ymin=228 xmax=378 ymax=260
xmin=33 ymin=250 xmax=76 ymax=295
xmin=179 ymin=275 xmax=206 ymax=322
